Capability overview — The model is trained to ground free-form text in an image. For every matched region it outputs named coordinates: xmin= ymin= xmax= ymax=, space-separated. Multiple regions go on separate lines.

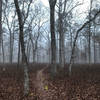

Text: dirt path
xmin=35 ymin=67 xmax=51 ymax=100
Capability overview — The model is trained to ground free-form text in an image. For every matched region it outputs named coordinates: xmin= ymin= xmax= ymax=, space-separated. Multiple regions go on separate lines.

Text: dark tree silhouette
xmin=49 ymin=0 xmax=57 ymax=74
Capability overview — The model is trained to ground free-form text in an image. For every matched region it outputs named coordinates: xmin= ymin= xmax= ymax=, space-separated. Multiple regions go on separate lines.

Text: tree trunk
xmin=9 ymin=31 xmax=14 ymax=63
xmin=33 ymin=49 xmax=36 ymax=62
xmin=17 ymin=36 xmax=21 ymax=67
xmin=0 ymin=0 xmax=2 ymax=62
xmin=58 ymin=0 xmax=65 ymax=68
xmin=2 ymin=38 xmax=4 ymax=63
xmin=27 ymin=40 xmax=31 ymax=63
xmin=99 ymin=43 xmax=100 ymax=62
xmin=0 ymin=0 xmax=2 ymax=44
xmin=93 ymin=24 xmax=96 ymax=63
xmin=14 ymin=0 xmax=29 ymax=95
xmin=49 ymin=0 xmax=57 ymax=74
xmin=88 ymin=0 xmax=93 ymax=64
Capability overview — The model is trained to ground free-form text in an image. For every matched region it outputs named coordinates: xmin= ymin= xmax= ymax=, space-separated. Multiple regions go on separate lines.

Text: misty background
xmin=0 ymin=0 xmax=100 ymax=64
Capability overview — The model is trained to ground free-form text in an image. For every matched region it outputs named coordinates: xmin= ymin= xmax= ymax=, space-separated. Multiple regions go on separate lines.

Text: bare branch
xmin=23 ymin=0 xmax=33 ymax=25
xmin=69 ymin=9 xmax=100 ymax=71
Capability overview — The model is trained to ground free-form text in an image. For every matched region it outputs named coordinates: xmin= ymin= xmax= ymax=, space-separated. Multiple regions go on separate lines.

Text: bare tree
xmin=4 ymin=8 xmax=16 ymax=63
xmin=58 ymin=0 xmax=65 ymax=68
xmin=14 ymin=0 xmax=32 ymax=95
xmin=49 ymin=0 xmax=57 ymax=74
xmin=57 ymin=0 xmax=84 ymax=67
xmin=69 ymin=9 xmax=100 ymax=75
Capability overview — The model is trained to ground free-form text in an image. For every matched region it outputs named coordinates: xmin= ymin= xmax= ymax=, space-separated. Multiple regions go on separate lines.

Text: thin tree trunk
xmin=88 ymin=0 xmax=93 ymax=64
xmin=2 ymin=38 xmax=4 ymax=63
xmin=93 ymin=24 xmax=96 ymax=63
xmin=10 ymin=31 xmax=13 ymax=63
xmin=0 ymin=0 xmax=2 ymax=44
xmin=99 ymin=43 xmax=100 ymax=62
xmin=17 ymin=37 xmax=20 ymax=67
xmin=29 ymin=35 xmax=36 ymax=63
xmin=33 ymin=49 xmax=36 ymax=62
xmin=59 ymin=0 xmax=62 ymax=65
xmin=27 ymin=40 xmax=31 ymax=63
xmin=0 ymin=0 xmax=2 ymax=62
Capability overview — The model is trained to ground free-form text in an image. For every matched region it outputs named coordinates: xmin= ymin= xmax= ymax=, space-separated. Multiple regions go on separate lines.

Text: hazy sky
xmin=41 ymin=0 xmax=49 ymax=7
xmin=41 ymin=0 xmax=90 ymax=21
xmin=41 ymin=0 xmax=90 ymax=9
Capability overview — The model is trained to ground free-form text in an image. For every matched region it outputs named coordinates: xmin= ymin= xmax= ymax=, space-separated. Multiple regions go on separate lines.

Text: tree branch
xmin=69 ymin=9 xmax=100 ymax=74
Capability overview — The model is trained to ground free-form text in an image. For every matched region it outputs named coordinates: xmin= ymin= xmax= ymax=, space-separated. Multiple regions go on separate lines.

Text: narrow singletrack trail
xmin=35 ymin=66 xmax=52 ymax=100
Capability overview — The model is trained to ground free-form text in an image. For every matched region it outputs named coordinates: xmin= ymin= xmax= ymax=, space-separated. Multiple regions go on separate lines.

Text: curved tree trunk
xmin=14 ymin=0 xmax=29 ymax=95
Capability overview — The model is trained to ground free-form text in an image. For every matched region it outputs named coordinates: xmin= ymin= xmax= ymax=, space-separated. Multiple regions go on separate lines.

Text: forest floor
xmin=0 ymin=63 xmax=100 ymax=100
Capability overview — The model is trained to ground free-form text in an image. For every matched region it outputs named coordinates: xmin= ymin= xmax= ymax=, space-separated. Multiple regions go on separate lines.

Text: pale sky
xmin=40 ymin=0 xmax=90 ymax=14
xmin=41 ymin=0 xmax=90 ymax=21
xmin=41 ymin=0 xmax=49 ymax=7
xmin=41 ymin=0 xmax=90 ymax=8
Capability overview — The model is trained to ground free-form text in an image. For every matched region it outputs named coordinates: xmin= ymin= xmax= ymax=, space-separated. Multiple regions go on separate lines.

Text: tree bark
xmin=2 ymin=37 xmax=4 ymax=63
xmin=17 ymin=35 xmax=21 ymax=67
xmin=14 ymin=0 xmax=29 ymax=95
xmin=93 ymin=23 xmax=96 ymax=63
xmin=88 ymin=0 xmax=93 ymax=64
xmin=58 ymin=0 xmax=65 ymax=68
xmin=0 ymin=0 xmax=2 ymax=62
xmin=49 ymin=0 xmax=57 ymax=74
